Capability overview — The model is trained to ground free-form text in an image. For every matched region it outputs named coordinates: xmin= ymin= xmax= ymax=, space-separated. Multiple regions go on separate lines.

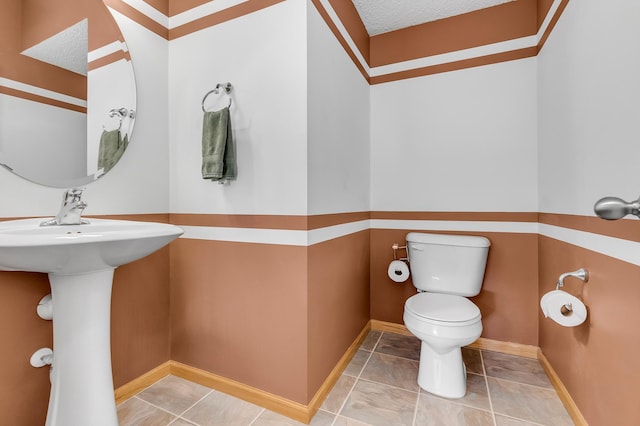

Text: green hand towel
xmin=98 ymin=129 xmax=128 ymax=173
xmin=201 ymin=106 xmax=237 ymax=181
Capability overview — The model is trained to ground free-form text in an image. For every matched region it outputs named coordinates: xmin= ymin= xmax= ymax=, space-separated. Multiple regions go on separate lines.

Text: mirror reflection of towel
xmin=98 ymin=129 xmax=128 ymax=173
xmin=201 ymin=106 xmax=236 ymax=182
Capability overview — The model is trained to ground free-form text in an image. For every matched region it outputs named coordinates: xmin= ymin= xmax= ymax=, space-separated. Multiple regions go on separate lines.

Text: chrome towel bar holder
xmin=202 ymin=82 xmax=233 ymax=112
xmin=594 ymin=194 xmax=640 ymax=220
xmin=106 ymin=108 xmax=135 ymax=131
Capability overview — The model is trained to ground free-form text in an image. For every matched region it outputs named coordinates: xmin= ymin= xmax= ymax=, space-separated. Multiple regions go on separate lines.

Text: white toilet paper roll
xmin=388 ymin=260 xmax=410 ymax=283
xmin=540 ymin=290 xmax=587 ymax=327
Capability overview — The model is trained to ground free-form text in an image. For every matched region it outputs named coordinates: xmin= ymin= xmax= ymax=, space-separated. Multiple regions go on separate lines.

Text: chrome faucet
xmin=40 ymin=189 xmax=90 ymax=226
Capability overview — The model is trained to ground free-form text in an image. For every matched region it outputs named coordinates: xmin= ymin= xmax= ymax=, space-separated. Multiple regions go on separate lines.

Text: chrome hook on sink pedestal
xmin=30 ymin=348 xmax=53 ymax=368
xmin=37 ymin=294 xmax=53 ymax=320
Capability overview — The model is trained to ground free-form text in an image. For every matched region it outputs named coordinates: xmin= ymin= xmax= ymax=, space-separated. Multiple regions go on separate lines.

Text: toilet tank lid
xmin=406 ymin=232 xmax=490 ymax=248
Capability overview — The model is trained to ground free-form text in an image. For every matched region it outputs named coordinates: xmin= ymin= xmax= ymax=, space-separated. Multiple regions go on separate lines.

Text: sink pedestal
xmin=47 ymin=269 xmax=118 ymax=426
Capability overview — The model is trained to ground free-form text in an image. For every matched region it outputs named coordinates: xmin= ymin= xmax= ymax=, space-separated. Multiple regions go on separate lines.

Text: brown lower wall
xmin=308 ymin=230 xmax=370 ymax=399
xmin=538 ymin=236 xmax=640 ymax=425
xmin=370 ymin=229 xmax=539 ymax=345
xmin=169 ymin=238 xmax=310 ymax=403
xmin=111 ymin=246 xmax=172 ymax=388
xmin=0 ymin=272 xmax=52 ymax=425
xmin=169 ymin=229 xmax=371 ymax=405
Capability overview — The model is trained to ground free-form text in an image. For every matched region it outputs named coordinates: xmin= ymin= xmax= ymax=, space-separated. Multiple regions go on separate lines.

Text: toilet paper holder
xmin=555 ymin=268 xmax=589 ymax=290
xmin=560 ymin=303 xmax=574 ymax=317
xmin=554 ymin=268 xmax=588 ymax=315
xmin=391 ymin=243 xmax=408 ymax=262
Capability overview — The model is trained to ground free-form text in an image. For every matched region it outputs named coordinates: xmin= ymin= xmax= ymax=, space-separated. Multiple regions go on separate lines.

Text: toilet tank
xmin=406 ymin=232 xmax=490 ymax=296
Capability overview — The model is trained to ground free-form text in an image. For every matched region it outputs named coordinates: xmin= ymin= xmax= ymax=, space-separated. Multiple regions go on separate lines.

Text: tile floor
xmin=117 ymin=331 xmax=574 ymax=426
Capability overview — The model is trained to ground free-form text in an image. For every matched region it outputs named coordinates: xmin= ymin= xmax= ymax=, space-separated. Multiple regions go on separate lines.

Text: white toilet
xmin=402 ymin=232 xmax=490 ymax=399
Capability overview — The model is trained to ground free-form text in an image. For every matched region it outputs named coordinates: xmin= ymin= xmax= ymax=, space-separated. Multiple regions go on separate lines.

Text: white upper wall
xmin=11 ymin=0 xmax=626 ymax=220
xmin=168 ymin=0 xmax=308 ymax=215
xmin=307 ymin=2 xmax=370 ymax=215
xmin=370 ymin=58 xmax=538 ymax=212
xmin=84 ymin=9 xmax=171 ymax=215
xmin=538 ymin=0 xmax=640 ymax=216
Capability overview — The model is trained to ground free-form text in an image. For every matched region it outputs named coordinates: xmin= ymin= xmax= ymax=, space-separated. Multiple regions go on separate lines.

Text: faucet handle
xmin=61 ymin=188 xmax=88 ymax=211
xmin=63 ymin=188 xmax=84 ymax=203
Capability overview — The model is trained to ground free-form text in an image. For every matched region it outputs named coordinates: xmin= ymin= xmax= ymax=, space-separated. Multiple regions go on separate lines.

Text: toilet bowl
xmin=403 ymin=292 xmax=482 ymax=398
xmin=401 ymin=232 xmax=490 ymax=399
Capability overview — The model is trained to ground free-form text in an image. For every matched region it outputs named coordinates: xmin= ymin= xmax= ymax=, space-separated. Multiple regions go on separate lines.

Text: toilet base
xmin=417 ymin=341 xmax=467 ymax=399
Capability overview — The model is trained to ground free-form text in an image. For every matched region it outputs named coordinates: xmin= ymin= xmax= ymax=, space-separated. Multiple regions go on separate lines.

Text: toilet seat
xmin=405 ymin=293 xmax=481 ymax=326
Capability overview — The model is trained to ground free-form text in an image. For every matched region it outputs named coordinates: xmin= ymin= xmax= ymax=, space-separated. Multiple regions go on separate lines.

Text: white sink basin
xmin=0 ymin=218 xmax=183 ymax=274
xmin=0 ymin=217 xmax=183 ymax=426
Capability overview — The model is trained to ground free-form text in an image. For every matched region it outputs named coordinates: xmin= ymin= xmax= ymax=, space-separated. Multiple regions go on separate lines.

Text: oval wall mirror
xmin=0 ymin=0 xmax=137 ymax=188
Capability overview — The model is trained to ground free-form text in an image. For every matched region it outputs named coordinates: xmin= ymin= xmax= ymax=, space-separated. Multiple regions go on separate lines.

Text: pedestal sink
xmin=0 ymin=218 xmax=183 ymax=426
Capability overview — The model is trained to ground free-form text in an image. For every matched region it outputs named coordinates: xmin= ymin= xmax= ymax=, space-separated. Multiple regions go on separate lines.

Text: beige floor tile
xmin=250 ymin=410 xmax=304 ymax=426
xmin=340 ymin=379 xmax=418 ymax=426
xmin=415 ymin=393 xmax=494 ymax=426
xmin=428 ymin=373 xmax=490 ymax=411
xmin=482 ymin=351 xmax=552 ymax=388
xmin=359 ymin=352 xmax=419 ymax=391
xmin=121 ymin=332 xmax=574 ymax=426
xmin=310 ymin=409 xmax=338 ymax=425
xmin=182 ymin=390 xmax=263 ymax=425
xmin=252 ymin=408 xmax=335 ymax=425
xmin=137 ymin=375 xmax=211 ymax=415
xmin=117 ymin=397 xmax=176 ymax=426
xmin=334 ymin=415 xmax=373 ymax=425
xmin=462 ymin=373 xmax=491 ymax=411
xmin=374 ymin=332 xmax=421 ymax=361
xmin=488 ymin=377 xmax=573 ymax=425
xmin=360 ymin=331 xmax=381 ymax=351
xmin=494 ymin=415 xmax=542 ymax=425
xmin=170 ymin=419 xmax=199 ymax=426
xmin=320 ymin=374 xmax=357 ymax=413
xmin=344 ymin=349 xmax=371 ymax=377
xmin=462 ymin=348 xmax=483 ymax=375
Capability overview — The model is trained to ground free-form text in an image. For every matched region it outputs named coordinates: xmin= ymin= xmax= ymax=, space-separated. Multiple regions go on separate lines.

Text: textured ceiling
xmin=352 ymin=0 xmax=515 ymax=36
xmin=21 ymin=19 xmax=88 ymax=76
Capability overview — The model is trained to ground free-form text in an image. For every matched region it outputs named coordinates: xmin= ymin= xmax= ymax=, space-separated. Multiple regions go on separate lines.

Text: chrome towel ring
xmin=202 ymin=82 xmax=233 ymax=112
xmin=106 ymin=107 xmax=135 ymax=131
